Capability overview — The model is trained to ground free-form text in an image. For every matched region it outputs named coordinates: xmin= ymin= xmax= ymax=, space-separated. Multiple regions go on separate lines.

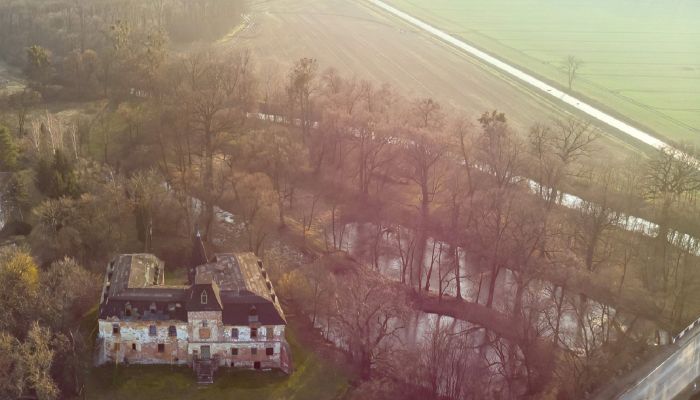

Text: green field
xmin=387 ymin=0 xmax=700 ymax=146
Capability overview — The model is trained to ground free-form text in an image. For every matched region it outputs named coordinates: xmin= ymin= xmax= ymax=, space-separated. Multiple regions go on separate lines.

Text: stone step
xmin=195 ymin=361 xmax=214 ymax=384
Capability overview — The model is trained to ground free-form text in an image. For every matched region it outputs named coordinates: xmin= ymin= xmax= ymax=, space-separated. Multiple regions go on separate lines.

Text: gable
xmin=186 ymin=283 xmax=222 ymax=311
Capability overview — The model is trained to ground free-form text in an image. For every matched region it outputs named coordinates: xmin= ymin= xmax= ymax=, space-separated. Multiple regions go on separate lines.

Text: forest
xmin=2 ymin=0 xmax=700 ymax=399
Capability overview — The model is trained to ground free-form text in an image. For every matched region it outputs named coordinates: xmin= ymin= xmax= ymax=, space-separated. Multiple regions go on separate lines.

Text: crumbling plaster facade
xmin=95 ymin=252 xmax=290 ymax=374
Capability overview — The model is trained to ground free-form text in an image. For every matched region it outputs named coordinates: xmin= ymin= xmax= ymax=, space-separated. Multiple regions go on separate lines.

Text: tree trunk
xmin=454 ymin=246 xmax=462 ymax=299
xmin=485 ymin=264 xmax=500 ymax=309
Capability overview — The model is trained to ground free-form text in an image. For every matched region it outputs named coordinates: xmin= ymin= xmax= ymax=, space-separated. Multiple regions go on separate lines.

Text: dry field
xmin=229 ymin=0 xmax=646 ymax=159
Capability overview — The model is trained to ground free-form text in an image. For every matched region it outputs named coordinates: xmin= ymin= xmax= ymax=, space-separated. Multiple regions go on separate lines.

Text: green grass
xmin=387 ymin=0 xmax=700 ymax=146
xmin=84 ymin=324 xmax=352 ymax=400
xmin=164 ymin=265 xmax=189 ymax=286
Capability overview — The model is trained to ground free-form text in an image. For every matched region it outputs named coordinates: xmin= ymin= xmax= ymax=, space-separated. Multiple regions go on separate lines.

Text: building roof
xmin=221 ymin=296 xmax=286 ymax=325
xmin=99 ymin=250 xmax=285 ymax=325
xmin=187 ymin=278 xmax=223 ymax=312
xmin=190 ymin=230 xmax=209 ymax=268
xmin=106 ymin=254 xmax=164 ymax=297
xmin=195 ymin=254 xmax=269 ymax=298
xmin=99 ymin=297 xmax=188 ymax=322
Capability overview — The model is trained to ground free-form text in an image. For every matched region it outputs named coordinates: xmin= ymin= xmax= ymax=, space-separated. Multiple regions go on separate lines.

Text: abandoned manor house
xmin=95 ymin=236 xmax=290 ymax=383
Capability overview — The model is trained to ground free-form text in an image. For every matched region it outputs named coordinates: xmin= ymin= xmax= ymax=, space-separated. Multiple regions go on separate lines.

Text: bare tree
xmin=287 ymin=58 xmax=318 ymax=142
xmin=528 ymin=117 xmax=597 ymax=208
xmin=643 ymin=145 xmax=700 ymax=290
xmin=329 ymin=268 xmax=408 ymax=380
xmin=564 ymin=55 xmax=583 ymax=91
xmin=228 ymin=172 xmax=278 ymax=255
xmin=400 ymin=98 xmax=450 ymax=291
xmin=240 ymin=126 xmax=308 ymax=227
xmin=476 ymin=110 xmax=521 ymax=189
xmin=8 ymin=88 xmax=42 ymax=136
xmin=571 ymin=169 xmax=621 ymax=272
xmin=179 ymin=50 xmax=253 ymax=241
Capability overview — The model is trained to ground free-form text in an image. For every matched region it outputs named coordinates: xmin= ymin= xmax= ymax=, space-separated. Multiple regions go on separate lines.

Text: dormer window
xmin=249 ymin=306 xmax=259 ymax=323
xmin=201 ymin=290 xmax=208 ymax=305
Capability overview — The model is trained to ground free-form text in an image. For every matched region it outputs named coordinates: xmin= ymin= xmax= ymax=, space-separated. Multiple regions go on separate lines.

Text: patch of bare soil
xmin=0 ymin=61 xmax=26 ymax=95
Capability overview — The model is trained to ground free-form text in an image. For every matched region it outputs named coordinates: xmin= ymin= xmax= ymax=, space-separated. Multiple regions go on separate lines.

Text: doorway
xmin=200 ymin=345 xmax=211 ymax=360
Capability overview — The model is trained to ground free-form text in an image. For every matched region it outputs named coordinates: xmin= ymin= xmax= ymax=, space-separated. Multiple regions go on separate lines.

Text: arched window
xmin=201 ymin=290 xmax=208 ymax=305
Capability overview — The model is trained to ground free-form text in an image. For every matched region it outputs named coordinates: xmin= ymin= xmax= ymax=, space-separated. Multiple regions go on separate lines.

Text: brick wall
xmin=98 ymin=318 xmax=287 ymax=371
xmin=98 ymin=320 xmax=189 ymax=364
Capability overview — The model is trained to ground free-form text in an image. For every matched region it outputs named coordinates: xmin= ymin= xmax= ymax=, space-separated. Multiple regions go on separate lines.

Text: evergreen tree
xmin=2 ymin=172 xmax=31 ymax=222
xmin=0 ymin=125 xmax=18 ymax=171
xmin=35 ymin=150 xmax=80 ymax=199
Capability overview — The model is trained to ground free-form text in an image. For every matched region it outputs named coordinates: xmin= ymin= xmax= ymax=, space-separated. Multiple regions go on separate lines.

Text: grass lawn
xmin=84 ymin=321 xmax=352 ymax=400
xmin=164 ymin=265 xmax=190 ymax=286
xmin=386 ymin=0 xmax=700 ymax=146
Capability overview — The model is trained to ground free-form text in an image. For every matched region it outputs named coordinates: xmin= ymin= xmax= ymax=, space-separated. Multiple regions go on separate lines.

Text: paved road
xmin=370 ymin=0 xmax=676 ymax=154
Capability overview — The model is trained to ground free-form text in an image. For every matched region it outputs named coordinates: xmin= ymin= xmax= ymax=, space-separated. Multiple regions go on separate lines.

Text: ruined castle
xmin=95 ymin=236 xmax=290 ymax=383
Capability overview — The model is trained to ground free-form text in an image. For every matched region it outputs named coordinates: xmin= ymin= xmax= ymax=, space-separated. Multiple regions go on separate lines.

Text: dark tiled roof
xmin=220 ymin=294 xmax=286 ymax=325
xmin=100 ymin=251 xmax=286 ymax=326
xmin=99 ymin=298 xmax=188 ymax=322
xmin=190 ymin=231 xmax=209 ymax=268
xmin=187 ymin=280 xmax=223 ymax=312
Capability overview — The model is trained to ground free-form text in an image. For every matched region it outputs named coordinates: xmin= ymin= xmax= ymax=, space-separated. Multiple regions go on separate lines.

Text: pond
xmin=329 ymin=221 xmax=655 ymax=353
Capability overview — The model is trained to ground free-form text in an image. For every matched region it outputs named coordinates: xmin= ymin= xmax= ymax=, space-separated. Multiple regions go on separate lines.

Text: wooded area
xmin=2 ymin=0 xmax=700 ymax=399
